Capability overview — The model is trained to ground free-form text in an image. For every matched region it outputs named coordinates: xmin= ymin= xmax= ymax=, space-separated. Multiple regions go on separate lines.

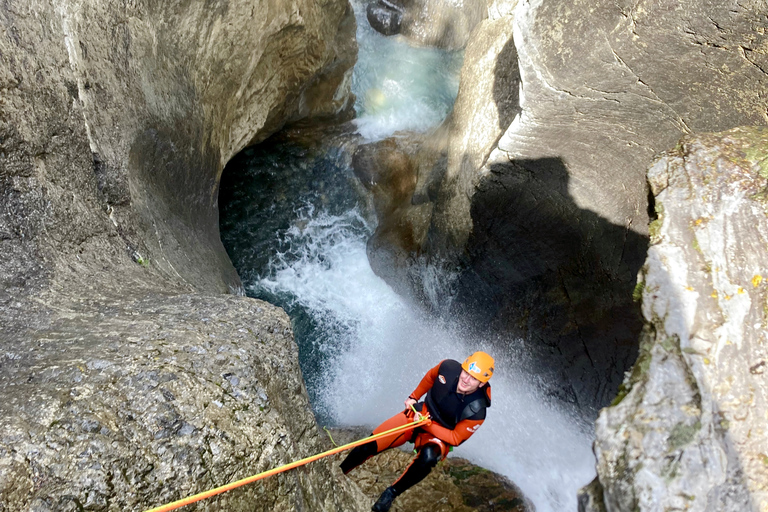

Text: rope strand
xmin=144 ymin=415 xmax=431 ymax=512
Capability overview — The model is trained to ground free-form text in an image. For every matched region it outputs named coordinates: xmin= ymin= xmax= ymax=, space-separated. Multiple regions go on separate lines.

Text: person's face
xmin=457 ymin=370 xmax=485 ymax=394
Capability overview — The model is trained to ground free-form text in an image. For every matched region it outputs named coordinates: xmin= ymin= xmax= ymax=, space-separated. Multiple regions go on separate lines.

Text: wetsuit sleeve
xmin=423 ymin=418 xmax=484 ymax=446
xmin=409 ymin=361 xmax=443 ymax=400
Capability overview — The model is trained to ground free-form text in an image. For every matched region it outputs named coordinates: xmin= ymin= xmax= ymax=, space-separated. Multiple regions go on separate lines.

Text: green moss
xmin=632 ymin=281 xmax=645 ymax=302
xmin=448 ymin=465 xmax=490 ymax=482
xmin=611 ymin=326 xmax=656 ymax=406
xmin=668 ymin=420 xmax=701 ymax=451
xmin=611 ymin=382 xmax=629 ymax=406
xmin=661 ymin=456 xmax=680 ymax=481
xmin=743 ymin=145 xmax=768 ymax=179
xmin=649 ymin=218 xmax=663 ymax=243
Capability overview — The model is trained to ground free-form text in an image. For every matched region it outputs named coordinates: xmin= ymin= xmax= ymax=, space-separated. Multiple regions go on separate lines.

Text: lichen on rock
xmin=584 ymin=127 xmax=768 ymax=512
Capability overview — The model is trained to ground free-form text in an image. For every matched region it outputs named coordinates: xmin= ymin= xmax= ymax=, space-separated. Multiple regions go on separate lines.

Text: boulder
xmin=583 ymin=127 xmax=768 ymax=512
xmin=0 ymin=293 xmax=367 ymax=511
xmin=367 ymin=1 xmax=405 ymax=36
xmin=365 ymin=0 xmax=488 ymax=50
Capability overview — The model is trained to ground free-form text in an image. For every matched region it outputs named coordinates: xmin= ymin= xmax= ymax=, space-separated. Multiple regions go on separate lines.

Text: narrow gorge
xmin=1 ymin=1 xmax=767 ymax=511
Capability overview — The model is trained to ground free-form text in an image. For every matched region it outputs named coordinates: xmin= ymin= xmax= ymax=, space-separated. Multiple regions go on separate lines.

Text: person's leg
xmin=391 ymin=443 xmax=443 ymax=494
xmin=371 ymin=443 xmax=443 ymax=512
xmin=339 ymin=410 xmax=414 ymax=474
xmin=340 ymin=440 xmax=378 ymax=474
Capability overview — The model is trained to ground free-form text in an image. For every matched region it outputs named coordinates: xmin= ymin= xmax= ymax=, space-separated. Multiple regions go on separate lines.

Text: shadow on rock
xmin=452 ymin=157 xmax=649 ymax=411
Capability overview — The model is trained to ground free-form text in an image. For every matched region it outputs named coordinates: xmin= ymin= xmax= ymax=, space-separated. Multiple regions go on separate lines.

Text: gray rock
xmin=0 ymin=0 xmax=357 ymax=299
xmin=0 ymin=293 xmax=367 ymax=510
xmin=0 ymin=0 xmax=364 ymax=509
xmin=585 ymin=127 xmax=768 ymax=512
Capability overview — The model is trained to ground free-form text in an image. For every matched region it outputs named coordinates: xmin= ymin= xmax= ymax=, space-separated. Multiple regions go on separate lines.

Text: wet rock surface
xmin=330 ymin=429 xmax=531 ymax=511
xmin=582 ymin=127 xmax=768 ymax=512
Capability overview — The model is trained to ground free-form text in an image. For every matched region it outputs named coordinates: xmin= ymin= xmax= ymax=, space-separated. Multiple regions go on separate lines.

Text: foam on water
xmin=252 ymin=208 xmax=596 ymax=512
xmin=229 ymin=3 xmax=597 ymax=509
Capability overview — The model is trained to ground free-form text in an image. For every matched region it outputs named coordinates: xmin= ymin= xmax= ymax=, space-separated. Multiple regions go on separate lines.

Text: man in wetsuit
xmin=340 ymin=351 xmax=494 ymax=512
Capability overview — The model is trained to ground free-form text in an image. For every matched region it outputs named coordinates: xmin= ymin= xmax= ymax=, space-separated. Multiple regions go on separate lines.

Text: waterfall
xmin=220 ymin=1 xmax=597 ymax=510
xmin=249 ymin=208 xmax=595 ymax=512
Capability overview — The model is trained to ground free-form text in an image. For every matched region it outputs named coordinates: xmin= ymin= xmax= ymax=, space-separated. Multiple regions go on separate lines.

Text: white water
xmin=254 ymin=210 xmax=596 ymax=512
xmin=249 ymin=3 xmax=597 ymax=510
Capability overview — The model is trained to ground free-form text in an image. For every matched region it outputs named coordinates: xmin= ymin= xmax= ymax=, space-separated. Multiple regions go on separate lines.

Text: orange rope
xmin=144 ymin=415 xmax=431 ymax=512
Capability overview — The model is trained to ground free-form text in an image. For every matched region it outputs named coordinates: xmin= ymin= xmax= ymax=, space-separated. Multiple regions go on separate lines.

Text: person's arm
xmin=404 ymin=361 xmax=443 ymax=410
xmin=422 ymin=417 xmax=484 ymax=446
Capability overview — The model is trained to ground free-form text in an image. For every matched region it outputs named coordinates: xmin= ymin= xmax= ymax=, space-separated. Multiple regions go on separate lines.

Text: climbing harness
xmin=144 ymin=414 xmax=431 ymax=512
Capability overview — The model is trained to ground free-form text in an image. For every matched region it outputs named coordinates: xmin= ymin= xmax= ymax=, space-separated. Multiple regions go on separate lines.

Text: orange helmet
xmin=461 ymin=351 xmax=494 ymax=383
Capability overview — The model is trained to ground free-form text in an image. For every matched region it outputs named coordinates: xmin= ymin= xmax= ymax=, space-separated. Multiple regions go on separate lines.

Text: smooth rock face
xmin=1 ymin=0 xmax=357 ymax=298
xmin=1 ymin=0 xmax=361 ymax=509
xmin=584 ymin=127 xmax=768 ymax=512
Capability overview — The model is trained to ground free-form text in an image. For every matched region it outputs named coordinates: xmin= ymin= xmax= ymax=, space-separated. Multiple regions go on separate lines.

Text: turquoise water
xmin=350 ymin=0 xmax=463 ymax=141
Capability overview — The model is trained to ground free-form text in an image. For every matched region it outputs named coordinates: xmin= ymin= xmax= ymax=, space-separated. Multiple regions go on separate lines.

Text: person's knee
xmin=417 ymin=443 xmax=442 ymax=468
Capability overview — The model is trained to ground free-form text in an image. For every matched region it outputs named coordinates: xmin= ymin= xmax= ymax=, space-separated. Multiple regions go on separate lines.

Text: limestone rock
xmin=584 ymin=127 xmax=768 ymax=512
xmin=467 ymin=0 xmax=767 ymax=407
xmin=0 ymin=0 xmax=357 ymax=298
xmin=0 ymin=293 xmax=368 ymax=511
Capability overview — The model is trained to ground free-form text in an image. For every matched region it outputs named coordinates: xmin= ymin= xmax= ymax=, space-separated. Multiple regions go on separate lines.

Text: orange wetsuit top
xmin=408 ymin=359 xmax=491 ymax=446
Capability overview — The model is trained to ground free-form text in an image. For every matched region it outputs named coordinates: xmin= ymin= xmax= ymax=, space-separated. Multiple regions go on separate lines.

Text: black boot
xmin=372 ymin=486 xmax=398 ymax=512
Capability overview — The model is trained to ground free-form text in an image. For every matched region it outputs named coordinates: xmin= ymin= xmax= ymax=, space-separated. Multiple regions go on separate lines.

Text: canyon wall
xmin=0 ymin=0 xmax=364 ymax=509
xmin=581 ymin=127 xmax=768 ymax=512
xmin=365 ymin=0 xmax=768 ymax=409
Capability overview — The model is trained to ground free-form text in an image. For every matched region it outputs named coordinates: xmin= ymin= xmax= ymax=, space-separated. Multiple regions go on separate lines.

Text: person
xmin=340 ymin=351 xmax=494 ymax=512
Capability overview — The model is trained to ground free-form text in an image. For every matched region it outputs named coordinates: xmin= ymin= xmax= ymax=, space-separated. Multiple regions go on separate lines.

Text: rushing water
xmin=219 ymin=2 xmax=596 ymax=511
